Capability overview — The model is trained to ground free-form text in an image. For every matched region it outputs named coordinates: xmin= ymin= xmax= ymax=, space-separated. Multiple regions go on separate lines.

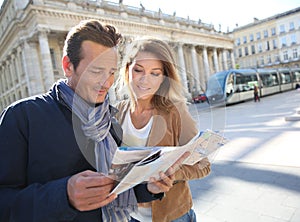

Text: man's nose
xmin=100 ymin=73 xmax=114 ymax=88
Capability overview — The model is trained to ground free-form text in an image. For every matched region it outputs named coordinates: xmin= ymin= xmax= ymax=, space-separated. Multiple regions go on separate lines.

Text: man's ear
xmin=62 ymin=55 xmax=74 ymax=77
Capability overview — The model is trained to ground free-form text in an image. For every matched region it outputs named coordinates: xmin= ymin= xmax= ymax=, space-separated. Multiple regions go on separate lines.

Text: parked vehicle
xmin=192 ymin=93 xmax=207 ymax=103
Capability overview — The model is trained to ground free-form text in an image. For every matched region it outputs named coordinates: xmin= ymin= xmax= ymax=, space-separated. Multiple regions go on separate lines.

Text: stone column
xmin=22 ymin=41 xmax=44 ymax=95
xmin=213 ymin=48 xmax=219 ymax=73
xmin=0 ymin=65 xmax=5 ymax=94
xmin=202 ymin=46 xmax=210 ymax=82
xmin=2 ymin=66 xmax=7 ymax=93
xmin=190 ymin=45 xmax=200 ymax=92
xmin=218 ymin=51 xmax=223 ymax=71
xmin=177 ymin=43 xmax=189 ymax=92
xmin=15 ymin=48 xmax=23 ymax=84
xmin=5 ymin=61 xmax=12 ymax=91
xmin=222 ymin=49 xmax=228 ymax=70
xmin=8 ymin=57 xmax=18 ymax=99
xmin=38 ymin=30 xmax=55 ymax=90
xmin=230 ymin=50 xmax=236 ymax=69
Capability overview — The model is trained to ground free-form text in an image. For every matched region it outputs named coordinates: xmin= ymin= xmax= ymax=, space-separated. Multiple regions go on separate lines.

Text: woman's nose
xmin=139 ymin=73 xmax=149 ymax=82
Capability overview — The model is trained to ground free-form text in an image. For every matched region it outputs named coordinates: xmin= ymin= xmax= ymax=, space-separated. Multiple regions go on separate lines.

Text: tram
xmin=205 ymin=67 xmax=300 ymax=105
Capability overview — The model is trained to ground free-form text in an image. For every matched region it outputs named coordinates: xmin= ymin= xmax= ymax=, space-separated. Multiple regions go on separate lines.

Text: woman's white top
xmin=121 ymin=110 xmax=153 ymax=222
xmin=121 ymin=110 xmax=153 ymax=147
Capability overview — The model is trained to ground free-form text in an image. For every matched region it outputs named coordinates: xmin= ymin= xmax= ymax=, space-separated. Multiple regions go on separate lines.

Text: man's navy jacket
xmin=0 ymin=84 xmax=159 ymax=222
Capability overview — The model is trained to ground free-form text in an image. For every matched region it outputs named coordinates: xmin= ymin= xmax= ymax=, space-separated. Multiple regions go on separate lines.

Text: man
xmin=0 ymin=19 xmax=179 ymax=222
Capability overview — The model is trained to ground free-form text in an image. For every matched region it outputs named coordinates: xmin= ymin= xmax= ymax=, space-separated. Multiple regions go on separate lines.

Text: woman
xmin=115 ymin=39 xmax=211 ymax=222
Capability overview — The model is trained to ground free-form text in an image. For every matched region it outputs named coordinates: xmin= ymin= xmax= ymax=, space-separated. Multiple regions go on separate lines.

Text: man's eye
xmin=91 ymin=70 xmax=104 ymax=75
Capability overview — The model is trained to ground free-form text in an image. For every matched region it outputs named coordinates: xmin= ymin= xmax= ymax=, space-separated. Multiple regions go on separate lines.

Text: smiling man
xmin=0 ymin=19 xmax=172 ymax=222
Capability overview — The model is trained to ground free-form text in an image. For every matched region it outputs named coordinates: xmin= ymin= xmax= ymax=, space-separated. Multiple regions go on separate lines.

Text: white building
xmin=232 ymin=7 xmax=300 ymax=69
xmin=0 ymin=0 xmax=234 ymax=111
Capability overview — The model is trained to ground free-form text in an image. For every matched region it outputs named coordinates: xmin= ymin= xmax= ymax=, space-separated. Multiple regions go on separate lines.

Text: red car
xmin=192 ymin=94 xmax=207 ymax=103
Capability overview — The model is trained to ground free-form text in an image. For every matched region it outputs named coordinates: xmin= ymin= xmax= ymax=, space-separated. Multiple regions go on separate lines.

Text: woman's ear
xmin=62 ymin=55 xmax=74 ymax=77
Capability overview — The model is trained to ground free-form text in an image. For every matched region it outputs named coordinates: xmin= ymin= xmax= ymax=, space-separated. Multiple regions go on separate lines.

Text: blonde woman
xmin=115 ymin=39 xmax=211 ymax=222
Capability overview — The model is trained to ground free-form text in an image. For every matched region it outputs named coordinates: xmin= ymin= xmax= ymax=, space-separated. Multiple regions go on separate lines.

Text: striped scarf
xmin=56 ymin=80 xmax=137 ymax=222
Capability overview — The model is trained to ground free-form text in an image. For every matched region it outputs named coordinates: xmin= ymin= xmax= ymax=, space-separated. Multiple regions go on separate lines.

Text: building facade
xmin=232 ymin=7 xmax=300 ymax=69
xmin=0 ymin=0 xmax=235 ymax=111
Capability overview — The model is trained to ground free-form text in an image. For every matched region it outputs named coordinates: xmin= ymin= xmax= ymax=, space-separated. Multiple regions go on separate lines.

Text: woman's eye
xmin=151 ymin=73 xmax=161 ymax=77
xmin=133 ymin=68 xmax=143 ymax=73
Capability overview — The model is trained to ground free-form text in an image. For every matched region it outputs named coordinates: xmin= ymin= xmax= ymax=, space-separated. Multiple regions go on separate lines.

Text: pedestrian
xmin=254 ymin=84 xmax=260 ymax=102
xmin=115 ymin=39 xmax=211 ymax=222
xmin=0 ymin=20 xmax=180 ymax=222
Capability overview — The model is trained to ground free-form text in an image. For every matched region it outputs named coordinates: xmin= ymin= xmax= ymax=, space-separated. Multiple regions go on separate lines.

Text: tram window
xmin=235 ymin=74 xmax=243 ymax=92
xmin=292 ymin=71 xmax=300 ymax=82
xmin=272 ymin=74 xmax=279 ymax=85
xmin=279 ymin=72 xmax=291 ymax=84
xmin=235 ymin=74 xmax=258 ymax=92
xmin=260 ymin=73 xmax=279 ymax=87
xmin=226 ymin=74 xmax=234 ymax=96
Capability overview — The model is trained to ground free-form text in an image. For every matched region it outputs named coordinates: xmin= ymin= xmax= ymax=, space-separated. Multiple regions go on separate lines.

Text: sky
xmin=0 ymin=0 xmax=299 ymax=32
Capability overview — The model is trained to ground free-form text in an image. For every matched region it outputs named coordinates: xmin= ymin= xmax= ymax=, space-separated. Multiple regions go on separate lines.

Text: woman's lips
xmin=137 ymin=85 xmax=149 ymax=91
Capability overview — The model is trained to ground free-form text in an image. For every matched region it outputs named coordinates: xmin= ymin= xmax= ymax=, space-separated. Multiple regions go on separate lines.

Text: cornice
xmin=25 ymin=5 xmax=233 ymax=45
xmin=0 ymin=0 xmax=234 ymax=61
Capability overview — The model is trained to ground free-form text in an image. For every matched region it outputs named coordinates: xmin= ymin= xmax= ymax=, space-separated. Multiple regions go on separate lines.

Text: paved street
xmin=188 ymin=90 xmax=300 ymax=222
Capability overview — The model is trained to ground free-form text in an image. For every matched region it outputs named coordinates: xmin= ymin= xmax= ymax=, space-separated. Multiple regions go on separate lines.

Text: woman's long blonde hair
xmin=117 ymin=38 xmax=188 ymax=112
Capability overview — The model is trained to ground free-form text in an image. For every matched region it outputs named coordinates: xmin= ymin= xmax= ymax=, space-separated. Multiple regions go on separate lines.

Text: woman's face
xmin=128 ymin=52 xmax=164 ymax=100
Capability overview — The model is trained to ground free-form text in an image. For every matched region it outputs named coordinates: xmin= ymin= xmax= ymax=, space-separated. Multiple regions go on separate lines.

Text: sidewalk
xmin=189 ymin=90 xmax=300 ymax=222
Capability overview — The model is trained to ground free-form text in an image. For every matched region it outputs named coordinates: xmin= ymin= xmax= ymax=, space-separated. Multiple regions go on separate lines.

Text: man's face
xmin=66 ymin=40 xmax=117 ymax=104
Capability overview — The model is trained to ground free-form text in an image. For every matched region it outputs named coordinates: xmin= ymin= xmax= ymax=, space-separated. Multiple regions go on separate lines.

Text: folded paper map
xmin=109 ymin=130 xmax=228 ymax=195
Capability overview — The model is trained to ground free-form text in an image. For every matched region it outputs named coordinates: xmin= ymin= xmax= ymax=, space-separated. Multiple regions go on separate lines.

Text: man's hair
xmin=63 ymin=19 xmax=122 ymax=70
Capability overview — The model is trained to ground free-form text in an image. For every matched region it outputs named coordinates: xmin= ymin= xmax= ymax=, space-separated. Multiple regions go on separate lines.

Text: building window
xmin=283 ymin=50 xmax=288 ymax=61
xmin=249 ymin=34 xmax=254 ymax=42
xmin=238 ymin=48 xmax=242 ymax=57
xmin=266 ymin=41 xmax=270 ymax=51
xmin=263 ymin=30 xmax=268 ymax=38
xmin=289 ymin=22 xmax=295 ymax=31
xmin=271 ymin=27 xmax=276 ymax=36
xmin=236 ymin=38 xmax=240 ymax=46
xmin=243 ymin=36 xmax=247 ymax=44
xmin=291 ymin=34 xmax=297 ymax=45
xmin=251 ymin=45 xmax=255 ymax=54
xmin=256 ymin=32 xmax=261 ymax=40
xmin=267 ymin=55 xmax=272 ymax=64
xmin=260 ymin=56 xmax=264 ymax=66
xmin=272 ymin=39 xmax=277 ymax=49
xmin=244 ymin=46 xmax=249 ymax=56
xmin=279 ymin=24 xmax=285 ymax=33
xmin=293 ymin=48 xmax=298 ymax=59
xmin=274 ymin=54 xmax=280 ymax=63
xmin=281 ymin=36 xmax=287 ymax=47
xmin=258 ymin=43 xmax=263 ymax=52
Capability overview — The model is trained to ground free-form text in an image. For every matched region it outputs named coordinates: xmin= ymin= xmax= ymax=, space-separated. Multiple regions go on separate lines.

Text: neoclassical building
xmin=232 ymin=7 xmax=300 ymax=69
xmin=0 ymin=0 xmax=234 ymax=111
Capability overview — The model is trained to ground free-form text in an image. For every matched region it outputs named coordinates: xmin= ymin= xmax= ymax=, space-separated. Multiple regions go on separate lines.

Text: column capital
xmin=36 ymin=26 xmax=51 ymax=35
xmin=173 ymin=42 xmax=185 ymax=48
